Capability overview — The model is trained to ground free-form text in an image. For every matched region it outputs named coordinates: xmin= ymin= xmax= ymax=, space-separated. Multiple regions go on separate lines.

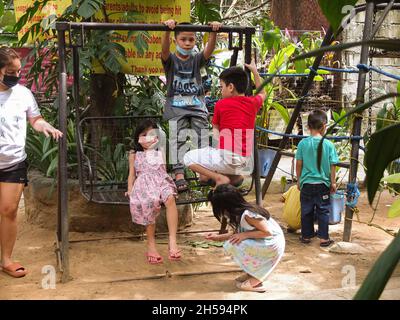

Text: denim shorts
xmin=0 ymin=160 xmax=29 ymax=186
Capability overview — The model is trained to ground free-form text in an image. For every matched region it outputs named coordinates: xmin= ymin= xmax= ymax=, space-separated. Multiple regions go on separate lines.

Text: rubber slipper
xmin=236 ymin=279 xmax=266 ymax=292
xmin=320 ymin=239 xmax=334 ymax=247
xmin=145 ymin=253 xmax=163 ymax=264
xmin=168 ymin=249 xmax=182 ymax=261
xmin=299 ymin=236 xmax=311 ymax=244
xmin=175 ymin=179 xmax=189 ymax=193
xmin=1 ymin=262 xmax=27 ymax=278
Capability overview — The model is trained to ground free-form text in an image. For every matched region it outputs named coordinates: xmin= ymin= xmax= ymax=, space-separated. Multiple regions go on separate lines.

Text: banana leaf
xmin=365 ymin=124 xmax=400 ymax=204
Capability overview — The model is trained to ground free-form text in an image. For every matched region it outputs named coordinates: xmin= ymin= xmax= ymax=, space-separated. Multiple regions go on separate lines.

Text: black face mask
xmin=2 ymin=75 xmax=20 ymax=88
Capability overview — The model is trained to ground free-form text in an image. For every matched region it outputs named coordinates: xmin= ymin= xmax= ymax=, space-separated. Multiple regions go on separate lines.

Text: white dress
xmin=224 ymin=210 xmax=285 ymax=282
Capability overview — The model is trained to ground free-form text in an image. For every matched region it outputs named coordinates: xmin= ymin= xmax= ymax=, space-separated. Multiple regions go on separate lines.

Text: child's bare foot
xmin=228 ymin=175 xmax=244 ymax=187
xmin=215 ymin=174 xmax=230 ymax=186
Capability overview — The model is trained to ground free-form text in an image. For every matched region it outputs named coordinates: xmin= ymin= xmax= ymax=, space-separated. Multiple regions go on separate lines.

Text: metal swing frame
xmin=261 ymin=0 xmax=400 ymax=242
xmin=55 ymin=22 xmax=258 ymax=282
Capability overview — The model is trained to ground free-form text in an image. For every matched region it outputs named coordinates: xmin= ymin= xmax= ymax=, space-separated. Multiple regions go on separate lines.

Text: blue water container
xmin=329 ymin=190 xmax=345 ymax=225
xmin=258 ymin=149 xmax=277 ymax=177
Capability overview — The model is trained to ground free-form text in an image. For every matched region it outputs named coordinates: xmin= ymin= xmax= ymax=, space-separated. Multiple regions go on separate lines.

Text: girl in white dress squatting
xmin=206 ymin=184 xmax=285 ymax=292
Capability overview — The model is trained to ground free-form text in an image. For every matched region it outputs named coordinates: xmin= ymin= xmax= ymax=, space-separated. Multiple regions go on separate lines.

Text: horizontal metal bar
xmin=171 ymin=269 xmax=242 ymax=277
xmin=80 ymin=115 xmax=163 ymax=121
xmin=83 ymin=268 xmax=243 ymax=284
xmin=69 ymin=229 xmax=221 ymax=243
xmin=276 ymin=149 xmax=350 ymax=169
xmin=256 ymin=126 xmax=363 ymax=141
xmin=80 ymin=194 xmax=209 ymax=205
xmin=56 ymin=22 xmax=255 ymax=33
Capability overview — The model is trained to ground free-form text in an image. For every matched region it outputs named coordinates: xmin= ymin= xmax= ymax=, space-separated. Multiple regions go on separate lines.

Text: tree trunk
xmin=270 ymin=0 xmax=329 ymax=31
xmin=87 ymin=73 xmax=125 ymax=182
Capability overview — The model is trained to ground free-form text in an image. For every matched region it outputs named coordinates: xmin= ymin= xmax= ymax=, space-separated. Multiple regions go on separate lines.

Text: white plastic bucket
xmin=329 ymin=191 xmax=345 ymax=225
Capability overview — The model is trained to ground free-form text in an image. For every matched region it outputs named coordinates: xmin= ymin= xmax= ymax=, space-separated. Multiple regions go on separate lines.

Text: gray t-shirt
xmin=0 ymin=84 xmax=40 ymax=169
xmin=162 ymin=52 xmax=207 ymax=120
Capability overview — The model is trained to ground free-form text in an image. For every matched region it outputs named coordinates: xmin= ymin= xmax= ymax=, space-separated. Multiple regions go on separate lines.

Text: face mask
xmin=1 ymin=75 xmax=20 ymax=88
xmin=138 ymin=135 xmax=158 ymax=149
xmin=176 ymin=44 xmax=193 ymax=56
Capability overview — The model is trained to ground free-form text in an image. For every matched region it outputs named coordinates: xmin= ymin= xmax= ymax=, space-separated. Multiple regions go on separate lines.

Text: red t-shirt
xmin=212 ymin=95 xmax=263 ymax=156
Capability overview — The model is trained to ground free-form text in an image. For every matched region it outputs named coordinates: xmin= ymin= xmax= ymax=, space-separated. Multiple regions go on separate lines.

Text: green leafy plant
xmin=376 ymin=82 xmax=400 ymax=194
xmin=95 ymin=136 xmax=129 ymax=183
xmin=187 ymin=240 xmax=224 ymax=248
xmin=318 ymin=0 xmax=358 ymax=35
xmin=124 ymin=76 xmax=166 ymax=116
xmin=26 ymin=119 xmax=78 ymax=178
xmin=0 ymin=3 xmax=17 ymax=45
xmin=192 ymin=0 xmax=221 ymax=24
xmin=381 ymin=174 xmax=400 ymax=218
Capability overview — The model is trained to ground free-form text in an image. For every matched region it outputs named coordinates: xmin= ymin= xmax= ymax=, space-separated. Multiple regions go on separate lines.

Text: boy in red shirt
xmin=183 ymin=60 xmax=266 ymax=186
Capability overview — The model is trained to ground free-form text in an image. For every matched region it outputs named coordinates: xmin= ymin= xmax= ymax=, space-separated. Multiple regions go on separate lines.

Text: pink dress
xmin=129 ymin=150 xmax=177 ymax=225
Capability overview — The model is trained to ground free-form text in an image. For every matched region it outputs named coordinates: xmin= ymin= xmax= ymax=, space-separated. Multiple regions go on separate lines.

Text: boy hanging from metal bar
xmin=161 ymin=20 xmax=222 ymax=192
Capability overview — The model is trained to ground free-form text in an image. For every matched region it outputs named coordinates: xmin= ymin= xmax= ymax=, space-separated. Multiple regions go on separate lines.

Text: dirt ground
xmin=1 ymin=190 xmax=399 ymax=300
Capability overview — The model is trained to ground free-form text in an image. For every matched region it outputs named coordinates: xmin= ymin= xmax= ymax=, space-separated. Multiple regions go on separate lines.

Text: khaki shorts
xmin=183 ymin=147 xmax=253 ymax=175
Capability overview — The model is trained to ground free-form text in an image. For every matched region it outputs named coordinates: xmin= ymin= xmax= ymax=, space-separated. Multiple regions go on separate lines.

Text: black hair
xmin=307 ymin=110 xmax=327 ymax=131
xmin=132 ymin=119 xmax=159 ymax=152
xmin=208 ymin=184 xmax=270 ymax=231
xmin=174 ymin=22 xmax=193 ymax=38
xmin=219 ymin=66 xmax=248 ymax=94
xmin=0 ymin=47 xmax=20 ymax=69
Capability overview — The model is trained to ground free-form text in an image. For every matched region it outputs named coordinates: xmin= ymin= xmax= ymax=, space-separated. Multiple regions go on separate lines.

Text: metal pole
xmin=243 ymin=29 xmax=262 ymax=206
xmin=261 ymin=28 xmax=335 ymax=198
xmin=57 ymin=27 xmax=70 ymax=282
xmin=72 ymin=46 xmax=84 ymax=190
xmin=343 ymin=0 xmax=376 ymax=242
xmin=253 ymin=135 xmax=262 ymax=205
xmin=58 ymin=22 xmax=254 ymax=33
xmin=370 ymin=0 xmax=395 ymax=39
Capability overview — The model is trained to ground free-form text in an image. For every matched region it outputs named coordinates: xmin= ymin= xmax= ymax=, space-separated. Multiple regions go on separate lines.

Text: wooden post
xmin=343 ymin=0 xmax=376 ymax=242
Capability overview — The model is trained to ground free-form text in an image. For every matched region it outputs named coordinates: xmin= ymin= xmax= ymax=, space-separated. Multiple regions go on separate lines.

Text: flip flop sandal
xmin=320 ymin=239 xmax=335 ymax=247
xmin=168 ymin=249 xmax=182 ymax=261
xmin=299 ymin=236 xmax=311 ymax=244
xmin=145 ymin=253 xmax=163 ymax=264
xmin=236 ymin=279 xmax=267 ymax=292
xmin=1 ymin=262 xmax=27 ymax=278
xmin=175 ymin=179 xmax=189 ymax=193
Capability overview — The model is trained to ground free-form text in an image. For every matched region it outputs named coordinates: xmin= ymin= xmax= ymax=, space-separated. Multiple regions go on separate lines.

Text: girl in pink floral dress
xmin=125 ymin=119 xmax=181 ymax=264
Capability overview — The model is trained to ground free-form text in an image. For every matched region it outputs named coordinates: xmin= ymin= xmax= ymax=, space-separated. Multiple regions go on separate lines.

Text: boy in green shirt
xmin=295 ymin=110 xmax=338 ymax=247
